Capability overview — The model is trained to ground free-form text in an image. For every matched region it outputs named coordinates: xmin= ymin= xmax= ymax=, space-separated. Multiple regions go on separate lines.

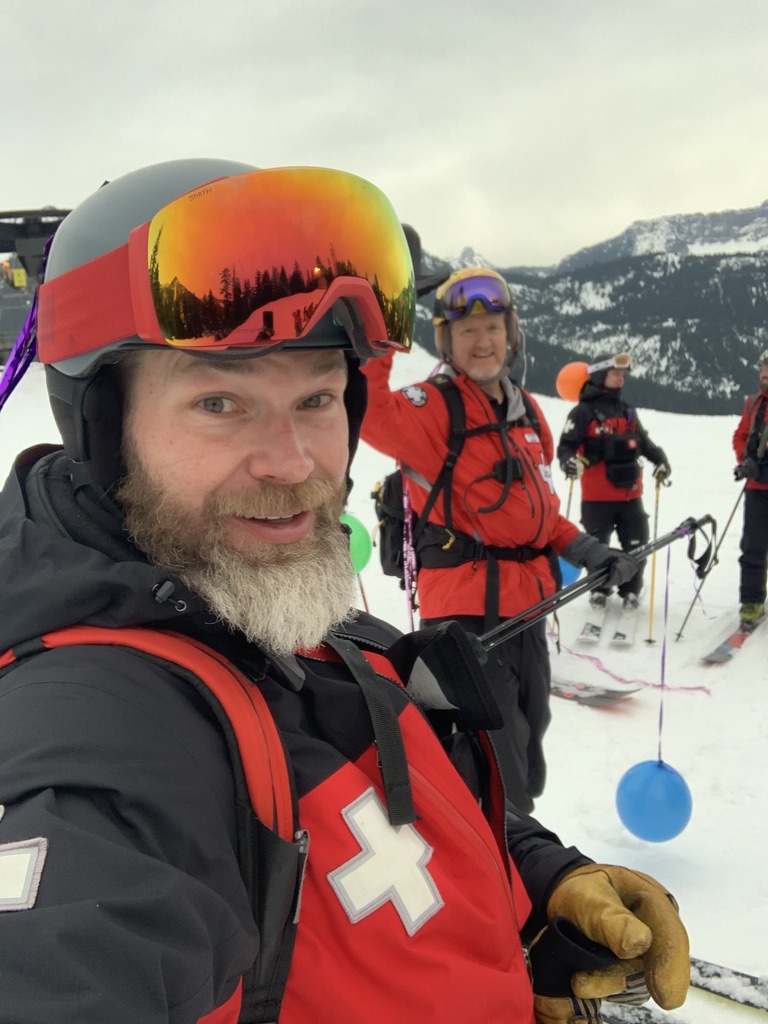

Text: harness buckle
xmin=441 ymin=529 xmax=456 ymax=552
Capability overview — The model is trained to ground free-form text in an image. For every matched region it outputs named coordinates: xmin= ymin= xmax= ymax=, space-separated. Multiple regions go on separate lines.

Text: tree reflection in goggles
xmin=436 ymin=274 xmax=512 ymax=321
xmin=587 ymin=353 xmax=633 ymax=374
xmin=38 ymin=167 xmax=415 ymax=366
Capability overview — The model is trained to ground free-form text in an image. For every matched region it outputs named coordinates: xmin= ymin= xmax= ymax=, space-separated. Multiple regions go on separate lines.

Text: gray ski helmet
xmin=39 ymin=158 xmax=371 ymax=501
xmin=587 ymin=353 xmax=632 ymax=389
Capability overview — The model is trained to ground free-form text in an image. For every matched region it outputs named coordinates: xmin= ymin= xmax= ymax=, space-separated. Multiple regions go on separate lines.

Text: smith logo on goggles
xmin=588 ymin=353 xmax=633 ymax=374
xmin=435 ymin=272 xmax=513 ymax=322
xmin=37 ymin=167 xmax=415 ymax=364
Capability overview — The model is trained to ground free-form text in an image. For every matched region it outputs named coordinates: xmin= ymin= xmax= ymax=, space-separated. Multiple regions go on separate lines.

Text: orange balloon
xmin=556 ymin=361 xmax=589 ymax=402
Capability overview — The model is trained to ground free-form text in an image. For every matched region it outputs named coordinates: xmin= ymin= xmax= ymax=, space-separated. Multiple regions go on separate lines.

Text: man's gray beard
xmin=117 ymin=449 xmax=358 ymax=656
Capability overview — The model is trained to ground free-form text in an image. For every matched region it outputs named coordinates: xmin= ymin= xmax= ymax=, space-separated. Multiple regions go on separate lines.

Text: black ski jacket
xmin=0 ymin=447 xmax=588 ymax=1023
xmin=557 ymin=384 xmax=667 ymax=501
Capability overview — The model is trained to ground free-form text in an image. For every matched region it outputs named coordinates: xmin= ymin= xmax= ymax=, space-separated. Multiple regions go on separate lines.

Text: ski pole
xmin=644 ymin=481 xmax=662 ymax=644
xmin=564 ymin=477 xmax=574 ymax=521
xmin=478 ymin=513 xmax=716 ymax=654
xmin=674 ymin=483 xmax=747 ymax=641
xmin=356 ymin=574 xmax=369 ymax=613
xmin=401 ymin=480 xmax=418 ymax=632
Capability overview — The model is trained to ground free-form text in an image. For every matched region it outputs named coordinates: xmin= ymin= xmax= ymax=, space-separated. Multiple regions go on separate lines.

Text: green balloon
xmin=340 ymin=512 xmax=373 ymax=573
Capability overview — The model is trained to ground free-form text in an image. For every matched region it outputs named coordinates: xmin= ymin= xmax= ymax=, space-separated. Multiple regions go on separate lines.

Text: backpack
xmin=371 ymin=376 xmax=542 ymax=611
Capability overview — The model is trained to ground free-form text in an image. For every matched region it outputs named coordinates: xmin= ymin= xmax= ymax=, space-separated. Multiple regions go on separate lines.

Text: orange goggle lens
xmin=132 ymin=167 xmax=414 ymax=353
xmin=38 ymin=167 xmax=415 ymax=366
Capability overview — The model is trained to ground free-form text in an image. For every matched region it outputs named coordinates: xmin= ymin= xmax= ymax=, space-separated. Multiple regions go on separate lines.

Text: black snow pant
xmin=421 ymin=613 xmax=550 ymax=815
xmin=581 ymin=498 xmax=649 ymax=598
xmin=739 ymin=488 xmax=768 ymax=604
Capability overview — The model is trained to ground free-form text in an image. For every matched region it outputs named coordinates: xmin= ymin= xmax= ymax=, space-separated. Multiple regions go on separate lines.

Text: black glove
xmin=561 ymin=534 xmax=641 ymax=589
xmin=599 ymin=550 xmax=641 ymax=588
xmin=652 ymin=462 xmax=671 ymax=483
xmin=529 ymin=917 xmax=652 ymax=1024
xmin=562 ymin=455 xmax=589 ymax=480
xmin=734 ymin=458 xmax=759 ymax=481
xmin=385 ymin=620 xmax=503 ymax=731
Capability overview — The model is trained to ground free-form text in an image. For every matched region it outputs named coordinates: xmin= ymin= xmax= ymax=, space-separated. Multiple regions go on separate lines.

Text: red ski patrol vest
xmin=1 ymin=625 xmax=535 ymax=1024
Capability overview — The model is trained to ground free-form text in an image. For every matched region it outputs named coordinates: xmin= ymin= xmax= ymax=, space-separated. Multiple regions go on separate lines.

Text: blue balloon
xmin=616 ymin=760 xmax=692 ymax=842
xmin=559 ymin=557 xmax=582 ymax=587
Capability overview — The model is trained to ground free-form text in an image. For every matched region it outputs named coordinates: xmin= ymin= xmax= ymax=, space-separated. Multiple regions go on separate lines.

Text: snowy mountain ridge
xmin=557 ymin=199 xmax=768 ymax=273
xmin=414 ymin=199 xmax=768 ymax=416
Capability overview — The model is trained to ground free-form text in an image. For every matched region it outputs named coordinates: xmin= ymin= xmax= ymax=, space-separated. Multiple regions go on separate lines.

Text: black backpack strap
xmin=412 ymin=375 xmax=467 ymax=545
xmin=518 ymin=389 xmax=542 ymax=436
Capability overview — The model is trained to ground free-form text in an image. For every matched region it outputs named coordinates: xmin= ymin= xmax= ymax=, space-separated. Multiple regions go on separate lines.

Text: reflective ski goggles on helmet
xmin=587 ymin=353 xmax=633 ymax=374
xmin=434 ymin=272 xmax=513 ymax=323
xmin=37 ymin=167 xmax=415 ymax=366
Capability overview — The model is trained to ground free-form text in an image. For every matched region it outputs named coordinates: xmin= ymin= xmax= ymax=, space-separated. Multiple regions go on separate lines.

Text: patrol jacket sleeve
xmin=360 ymin=348 xmax=451 ymax=471
xmin=504 ymin=810 xmax=592 ymax=943
xmin=733 ymin=398 xmax=752 ymax=461
xmin=0 ymin=649 xmax=259 ymax=1024
xmin=556 ymin=403 xmax=590 ymax=465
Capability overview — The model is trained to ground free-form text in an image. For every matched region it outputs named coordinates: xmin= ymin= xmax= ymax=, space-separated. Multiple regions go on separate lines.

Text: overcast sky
xmin=4 ymin=0 xmax=768 ymax=267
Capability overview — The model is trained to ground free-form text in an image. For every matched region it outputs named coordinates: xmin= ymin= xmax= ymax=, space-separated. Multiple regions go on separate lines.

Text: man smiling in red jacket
xmin=361 ymin=268 xmax=639 ymax=812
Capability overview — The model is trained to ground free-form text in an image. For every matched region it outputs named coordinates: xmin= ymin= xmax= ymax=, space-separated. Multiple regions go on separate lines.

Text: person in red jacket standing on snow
xmin=361 ymin=268 xmax=639 ymax=813
xmin=732 ymin=349 xmax=768 ymax=626
xmin=556 ymin=355 xmax=671 ymax=614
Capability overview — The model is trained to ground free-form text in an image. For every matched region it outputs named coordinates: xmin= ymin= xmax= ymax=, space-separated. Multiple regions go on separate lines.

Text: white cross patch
xmin=0 ymin=837 xmax=48 ymax=911
xmin=400 ymin=385 xmax=428 ymax=407
xmin=328 ymin=788 xmax=443 ymax=935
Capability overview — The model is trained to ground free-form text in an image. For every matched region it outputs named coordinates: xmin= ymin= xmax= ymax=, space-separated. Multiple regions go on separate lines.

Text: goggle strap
xmin=332 ymin=296 xmax=375 ymax=359
xmin=38 ymin=244 xmax=136 ymax=363
xmin=587 ymin=354 xmax=632 ymax=374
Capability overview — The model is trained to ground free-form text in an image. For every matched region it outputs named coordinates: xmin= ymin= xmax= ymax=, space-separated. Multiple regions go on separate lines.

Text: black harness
xmin=409 ymin=376 xmax=554 ymax=631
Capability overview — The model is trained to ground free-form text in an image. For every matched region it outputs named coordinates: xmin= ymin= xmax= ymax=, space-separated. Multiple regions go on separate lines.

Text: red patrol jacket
xmin=1 ymin=625 xmax=535 ymax=1023
xmin=361 ymin=352 xmax=579 ymax=619
xmin=733 ymin=392 xmax=768 ymax=492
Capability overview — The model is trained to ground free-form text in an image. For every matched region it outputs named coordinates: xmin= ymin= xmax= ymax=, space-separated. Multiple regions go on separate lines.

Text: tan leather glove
xmin=547 ymin=864 xmax=690 ymax=1010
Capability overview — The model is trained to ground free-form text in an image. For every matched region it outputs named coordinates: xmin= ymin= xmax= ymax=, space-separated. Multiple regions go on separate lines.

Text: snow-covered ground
xmin=2 ymin=354 xmax=766 ymax=1021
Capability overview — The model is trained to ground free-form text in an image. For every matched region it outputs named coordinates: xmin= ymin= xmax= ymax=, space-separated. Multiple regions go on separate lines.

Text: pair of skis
xmin=549 ymin=599 xmax=642 ymax=708
xmin=550 ymin=678 xmax=641 ymax=708
xmin=578 ymin=598 xmax=640 ymax=648
xmin=601 ymin=955 xmax=767 ymax=1023
xmin=556 ymin=609 xmax=766 ymax=708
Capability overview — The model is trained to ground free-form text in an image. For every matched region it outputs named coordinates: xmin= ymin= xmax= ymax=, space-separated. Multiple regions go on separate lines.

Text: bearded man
xmin=0 ymin=160 xmax=689 ymax=1024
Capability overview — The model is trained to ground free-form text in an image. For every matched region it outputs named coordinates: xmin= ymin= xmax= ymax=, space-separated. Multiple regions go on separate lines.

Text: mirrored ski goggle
xmin=587 ymin=353 xmax=633 ymax=374
xmin=37 ymin=167 xmax=415 ymax=365
xmin=435 ymin=273 xmax=513 ymax=322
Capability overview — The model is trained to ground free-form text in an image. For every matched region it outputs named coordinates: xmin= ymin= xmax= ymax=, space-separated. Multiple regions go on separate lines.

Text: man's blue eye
xmin=201 ymin=397 xmax=232 ymax=413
